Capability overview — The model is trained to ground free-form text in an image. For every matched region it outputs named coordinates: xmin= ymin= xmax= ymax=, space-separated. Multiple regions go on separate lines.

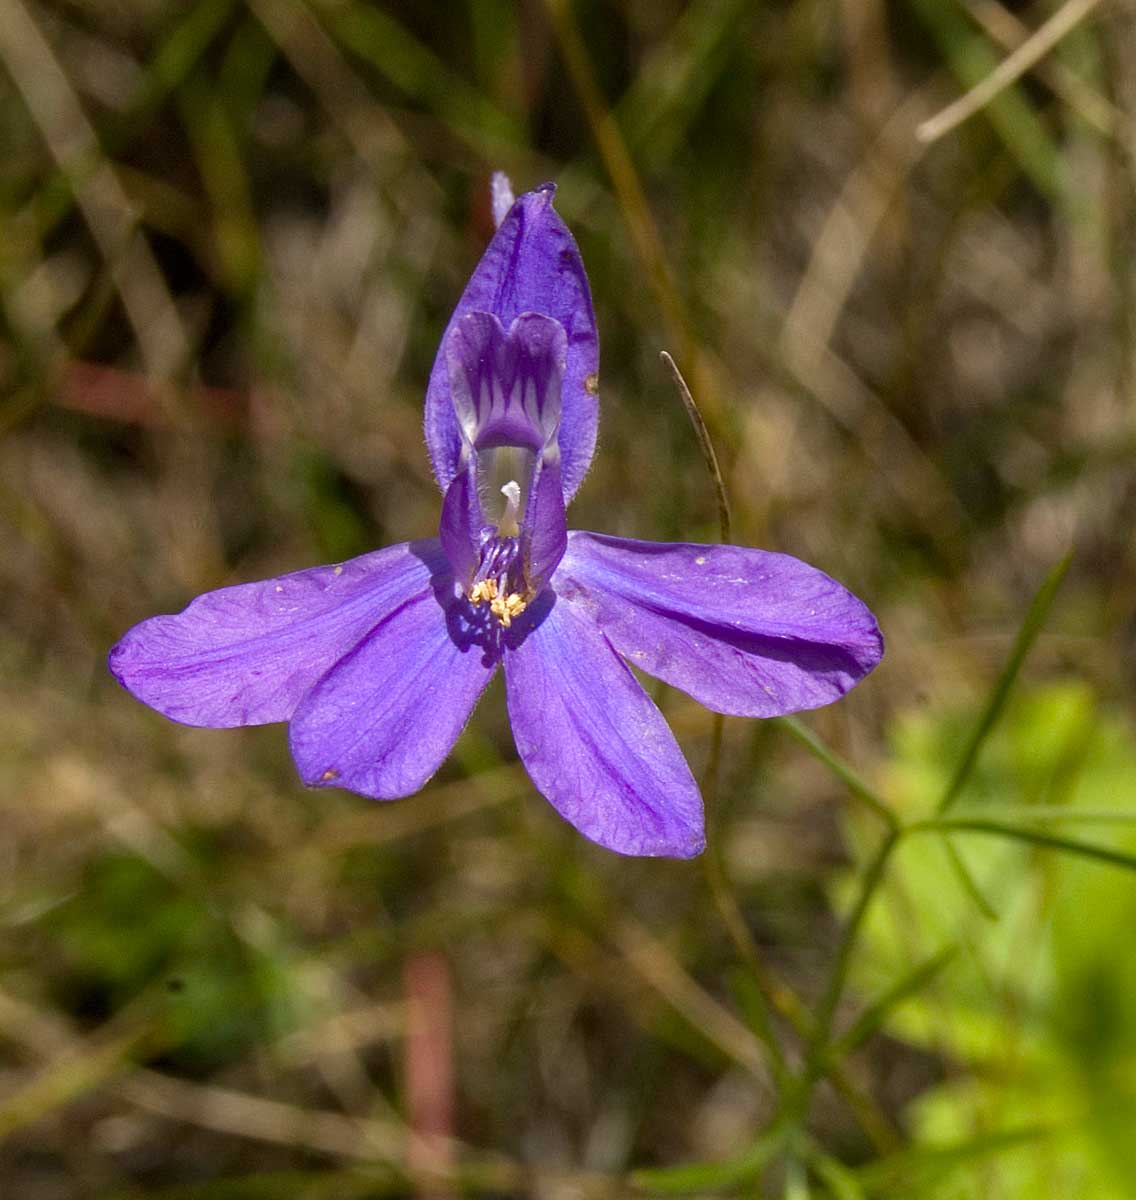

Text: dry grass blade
xmin=661 ymin=350 xmax=731 ymax=544
xmin=0 ymin=1025 xmax=160 ymax=1138
xmin=247 ymin=0 xmax=438 ymax=210
xmin=782 ymin=87 xmax=931 ymax=359
xmin=962 ymin=0 xmax=1123 ymax=135
xmin=116 ymin=1070 xmax=408 ymax=1162
xmin=542 ymin=0 xmax=724 ymax=438
xmin=117 ymin=1071 xmax=626 ymax=1196
xmin=610 ymin=918 xmax=772 ymax=1081
xmin=918 ymin=0 xmax=1105 ymax=144
xmin=0 ymin=0 xmax=188 ymax=382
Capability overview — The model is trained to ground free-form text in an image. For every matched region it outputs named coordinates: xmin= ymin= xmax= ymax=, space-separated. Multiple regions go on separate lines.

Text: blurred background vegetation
xmin=2 ymin=0 xmax=1135 ymax=1196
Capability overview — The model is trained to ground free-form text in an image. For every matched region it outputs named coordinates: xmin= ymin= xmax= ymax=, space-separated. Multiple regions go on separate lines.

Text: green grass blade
xmin=941 ymin=836 xmax=998 ymax=920
xmin=630 ymin=1127 xmax=784 ymax=1194
xmin=939 ymin=551 xmax=1072 ymax=814
xmin=138 ymin=0 xmax=240 ymax=108
xmin=777 ymin=716 xmax=900 ymax=830
xmin=319 ymin=2 xmax=522 ymax=156
xmin=950 ymin=805 xmax=1136 ymax=825
xmin=617 ymin=0 xmax=753 ymax=169
xmin=829 ymin=946 xmax=957 ymax=1059
xmin=854 ymin=1125 xmax=1051 ymax=1193
xmin=912 ymin=817 xmax=1136 ymax=874
xmin=810 ymin=1153 xmax=867 ymax=1200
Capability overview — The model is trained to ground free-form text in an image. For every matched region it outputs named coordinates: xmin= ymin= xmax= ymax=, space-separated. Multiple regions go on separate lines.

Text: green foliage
xmin=848 ymin=683 xmax=1136 ymax=1197
xmin=48 ymin=848 xmax=306 ymax=1070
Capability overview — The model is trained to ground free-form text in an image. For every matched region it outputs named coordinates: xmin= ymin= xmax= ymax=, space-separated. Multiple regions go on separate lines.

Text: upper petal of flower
xmin=445 ymin=311 xmax=566 ymax=454
xmin=503 ymin=594 xmax=704 ymax=858
xmin=438 ymin=308 xmax=570 ymax=594
xmin=425 ymin=184 xmax=599 ymax=503
xmin=556 ymin=533 xmax=883 ymax=718
xmin=108 ymin=540 xmax=447 ymax=727
xmin=289 ymin=581 xmax=497 ymax=799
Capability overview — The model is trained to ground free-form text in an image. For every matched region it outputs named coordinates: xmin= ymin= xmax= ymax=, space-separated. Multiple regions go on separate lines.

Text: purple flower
xmin=109 ymin=177 xmax=882 ymax=858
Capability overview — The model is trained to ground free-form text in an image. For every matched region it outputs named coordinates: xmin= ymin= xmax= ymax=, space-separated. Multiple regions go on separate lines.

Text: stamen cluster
xmin=468 ymin=577 xmax=528 ymax=627
xmin=468 ymin=526 xmax=529 ymax=627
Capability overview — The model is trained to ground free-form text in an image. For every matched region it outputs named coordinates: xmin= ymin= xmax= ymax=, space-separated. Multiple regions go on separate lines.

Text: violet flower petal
xmin=557 ymin=532 xmax=883 ymax=718
xmin=289 ymin=585 xmax=496 ymax=799
xmin=445 ymin=311 xmax=566 ymax=453
xmin=504 ymin=594 xmax=704 ymax=858
xmin=108 ymin=540 xmax=446 ymax=727
xmin=439 ymin=462 xmax=481 ymax=586
xmin=425 ymin=184 xmax=598 ymax=501
xmin=520 ymin=457 xmax=567 ymax=594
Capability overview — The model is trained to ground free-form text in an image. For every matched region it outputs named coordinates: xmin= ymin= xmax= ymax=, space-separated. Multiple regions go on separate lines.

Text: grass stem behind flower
xmin=663 ymin=345 xmax=898 ymax=1151
xmin=917 ymin=0 xmax=1104 ymax=145
xmin=544 ymin=0 xmax=727 ymax=449
xmin=660 ymin=351 xmax=732 ymax=545
xmin=663 ymin=347 xmax=786 ymax=1083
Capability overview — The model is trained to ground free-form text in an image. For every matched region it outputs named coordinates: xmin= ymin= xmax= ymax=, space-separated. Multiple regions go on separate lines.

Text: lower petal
xmin=289 ymin=587 xmax=497 ymax=799
xmin=109 ymin=540 xmax=447 ymax=727
xmin=557 ymin=532 xmax=883 ymax=718
xmin=504 ymin=595 xmax=704 ymax=858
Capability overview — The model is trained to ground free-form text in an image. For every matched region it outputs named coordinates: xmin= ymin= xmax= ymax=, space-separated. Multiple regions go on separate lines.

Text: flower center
xmin=466 ymin=481 xmax=531 ymax=628
xmin=468 ymin=576 xmax=527 ymax=627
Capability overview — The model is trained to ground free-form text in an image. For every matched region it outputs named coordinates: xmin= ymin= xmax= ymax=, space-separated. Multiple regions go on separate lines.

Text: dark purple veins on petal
xmin=425 ymin=184 xmax=599 ymax=502
xmin=438 ymin=308 xmax=571 ymax=609
xmin=445 ymin=312 xmax=566 ymax=454
xmin=289 ymin=581 xmax=498 ymax=800
xmin=556 ymin=532 xmax=884 ymax=719
xmin=503 ymin=591 xmax=704 ymax=858
xmin=108 ymin=540 xmax=449 ymax=728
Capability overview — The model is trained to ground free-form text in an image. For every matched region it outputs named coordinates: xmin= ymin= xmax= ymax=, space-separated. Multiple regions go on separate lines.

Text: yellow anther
xmin=469 ymin=577 xmax=528 ymax=627
xmin=468 ymin=579 xmax=498 ymax=605
xmin=490 ymin=591 xmax=528 ymax=628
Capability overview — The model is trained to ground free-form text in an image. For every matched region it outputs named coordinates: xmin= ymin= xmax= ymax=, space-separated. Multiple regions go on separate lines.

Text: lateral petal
xmin=289 ymin=586 xmax=497 ymax=800
xmin=425 ymin=184 xmax=598 ymax=502
xmin=439 ymin=462 xmax=481 ymax=586
xmin=109 ymin=540 xmax=447 ymax=728
xmin=557 ymin=532 xmax=883 ymax=718
xmin=520 ymin=456 xmax=568 ymax=595
xmin=504 ymin=594 xmax=704 ymax=858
